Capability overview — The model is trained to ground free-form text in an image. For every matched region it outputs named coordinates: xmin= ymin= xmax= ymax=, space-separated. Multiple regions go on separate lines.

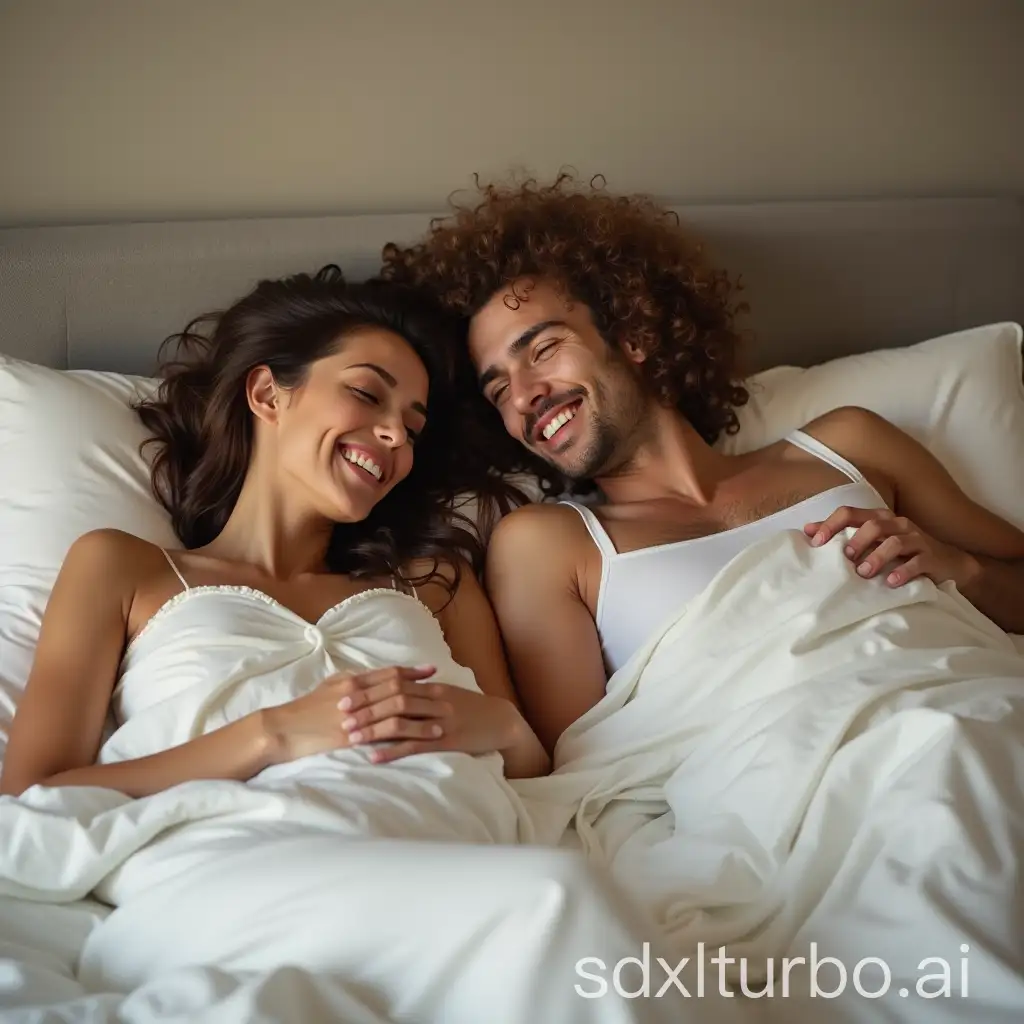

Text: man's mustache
xmin=523 ymin=388 xmax=587 ymax=444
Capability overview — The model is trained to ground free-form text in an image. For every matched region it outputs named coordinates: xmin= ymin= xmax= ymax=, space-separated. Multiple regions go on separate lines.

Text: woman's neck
xmin=201 ymin=473 xmax=334 ymax=579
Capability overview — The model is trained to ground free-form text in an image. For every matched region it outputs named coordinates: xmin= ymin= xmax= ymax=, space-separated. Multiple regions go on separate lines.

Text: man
xmin=381 ymin=174 xmax=1024 ymax=754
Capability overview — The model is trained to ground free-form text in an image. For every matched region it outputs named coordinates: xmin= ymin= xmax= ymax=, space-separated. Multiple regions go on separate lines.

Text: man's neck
xmin=593 ymin=407 xmax=733 ymax=507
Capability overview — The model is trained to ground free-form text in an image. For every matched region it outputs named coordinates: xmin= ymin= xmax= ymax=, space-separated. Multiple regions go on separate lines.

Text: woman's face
xmin=262 ymin=326 xmax=430 ymax=524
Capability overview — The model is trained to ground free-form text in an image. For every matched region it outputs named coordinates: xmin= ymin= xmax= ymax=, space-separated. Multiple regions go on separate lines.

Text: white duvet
xmin=514 ymin=527 xmax=1024 ymax=1021
xmin=1 ymin=527 xmax=1023 ymax=1023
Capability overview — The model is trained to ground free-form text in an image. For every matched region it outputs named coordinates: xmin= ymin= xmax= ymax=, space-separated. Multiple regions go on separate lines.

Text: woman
xmin=0 ymin=265 xmax=549 ymax=799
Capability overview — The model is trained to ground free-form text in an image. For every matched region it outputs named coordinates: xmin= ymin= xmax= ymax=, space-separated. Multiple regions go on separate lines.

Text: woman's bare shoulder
xmin=399 ymin=556 xmax=466 ymax=617
xmin=65 ymin=527 xmax=168 ymax=564
xmin=60 ymin=528 xmax=171 ymax=593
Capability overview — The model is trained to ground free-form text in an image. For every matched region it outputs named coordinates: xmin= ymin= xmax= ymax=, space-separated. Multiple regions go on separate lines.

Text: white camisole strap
xmin=390 ymin=575 xmax=423 ymax=602
xmin=559 ymin=500 xmax=620 ymax=556
xmin=785 ymin=429 xmax=865 ymax=483
xmin=161 ymin=549 xmax=190 ymax=593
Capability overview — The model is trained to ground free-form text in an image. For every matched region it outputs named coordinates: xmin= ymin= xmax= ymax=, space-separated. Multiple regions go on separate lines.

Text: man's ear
xmin=620 ymin=337 xmax=647 ymax=365
xmin=246 ymin=366 xmax=281 ymax=424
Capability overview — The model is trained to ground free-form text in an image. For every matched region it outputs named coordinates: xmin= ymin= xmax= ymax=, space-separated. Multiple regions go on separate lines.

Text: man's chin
xmin=541 ymin=453 xmax=596 ymax=482
xmin=524 ymin=432 xmax=597 ymax=480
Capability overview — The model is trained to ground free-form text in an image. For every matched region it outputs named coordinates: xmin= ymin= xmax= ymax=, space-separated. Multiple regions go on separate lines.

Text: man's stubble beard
xmin=561 ymin=363 xmax=652 ymax=482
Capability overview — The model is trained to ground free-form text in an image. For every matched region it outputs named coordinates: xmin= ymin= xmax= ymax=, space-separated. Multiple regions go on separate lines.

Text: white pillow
xmin=0 ymin=355 xmax=175 ymax=758
xmin=2 ymin=322 xmax=1022 ymax=755
xmin=718 ymin=322 xmax=1024 ymax=531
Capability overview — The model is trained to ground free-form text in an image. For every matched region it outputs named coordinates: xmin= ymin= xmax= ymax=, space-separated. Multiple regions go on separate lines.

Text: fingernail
xmin=338 ymin=697 xmax=353 ymax=711
xmin=348 ymin=730 xmax=363 ymax=743
xmin=813 ymin=532 xmax=826 ymax=546
xmin=844 ymin=545 xmax=855 ymax=557
xmin=431 ymin=725 xmax=443 ymax=737
xmin=342 ymin=717 xmax=357 ymax=730
xmin=857 ymin=562 xmax=871 ymax=576
xmin=887 ymin=572 xmax=900 ymax=585
xmin=369 ymin=750 xmax=383 ymax=763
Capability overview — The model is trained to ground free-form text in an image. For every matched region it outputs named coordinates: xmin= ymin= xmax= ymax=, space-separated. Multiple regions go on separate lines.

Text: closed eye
xmin=355 ymin=387 xmax=425 ymax=443
xmin=486 ymin=339 xmax=559 ymax=405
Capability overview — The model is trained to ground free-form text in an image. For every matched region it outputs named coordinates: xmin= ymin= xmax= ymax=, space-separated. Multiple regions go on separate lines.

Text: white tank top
xmin=560 ymin=430 xmax=890 ymax=676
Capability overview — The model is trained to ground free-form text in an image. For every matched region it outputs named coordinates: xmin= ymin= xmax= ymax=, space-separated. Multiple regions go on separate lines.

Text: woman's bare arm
xmin=0 ymin=530 xmax=274 ymax=797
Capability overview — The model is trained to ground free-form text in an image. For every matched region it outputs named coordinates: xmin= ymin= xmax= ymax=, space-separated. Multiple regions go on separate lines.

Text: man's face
xmin=468 ymin=279 xmax=649 ymax=480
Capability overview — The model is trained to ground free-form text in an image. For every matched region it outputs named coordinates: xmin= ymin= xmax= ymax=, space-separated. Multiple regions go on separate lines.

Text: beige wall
xmin=1 ymin=0 xmax=1021 ymax=228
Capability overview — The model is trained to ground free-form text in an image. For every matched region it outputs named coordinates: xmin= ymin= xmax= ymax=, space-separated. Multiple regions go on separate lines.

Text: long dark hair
xmin=134 ymin=265 xmax=513 ymax=596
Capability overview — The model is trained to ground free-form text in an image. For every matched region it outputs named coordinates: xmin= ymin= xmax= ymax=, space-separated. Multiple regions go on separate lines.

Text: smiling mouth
xmin=337 ymin=445 xmax=384 ymax=485
xmin=535 ymin=399 xmax=582 ymax=445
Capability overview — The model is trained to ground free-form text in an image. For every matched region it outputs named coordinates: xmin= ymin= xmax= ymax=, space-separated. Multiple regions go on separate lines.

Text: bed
xmin=1 ymin=198 xmax=1023 ymax=1023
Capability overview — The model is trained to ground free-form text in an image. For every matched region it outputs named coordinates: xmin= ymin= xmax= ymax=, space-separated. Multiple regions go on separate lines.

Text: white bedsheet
xmin=514 ymin=527 xmax=1024 ymax=1021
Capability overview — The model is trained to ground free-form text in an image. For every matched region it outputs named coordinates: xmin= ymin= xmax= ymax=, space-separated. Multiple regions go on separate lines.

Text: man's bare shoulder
xmin=489 ymin=501 xmax=593 ymax=547
xmin=801 ymin=405 xmax=893 ymax=449
xmin=486 ymin=502 xmax=594 ymax=582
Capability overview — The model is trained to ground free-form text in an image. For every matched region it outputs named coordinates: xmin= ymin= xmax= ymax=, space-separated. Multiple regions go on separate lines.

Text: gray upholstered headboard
xmin=1 ymin=198 xmax=1022 ymax=375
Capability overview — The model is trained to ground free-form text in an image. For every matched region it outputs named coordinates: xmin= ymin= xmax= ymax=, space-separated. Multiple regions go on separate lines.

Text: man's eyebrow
xmin=349 ymin=362 xmax=427 ymax=417
xmin=477 ymin=320 xmax=568 ymax=390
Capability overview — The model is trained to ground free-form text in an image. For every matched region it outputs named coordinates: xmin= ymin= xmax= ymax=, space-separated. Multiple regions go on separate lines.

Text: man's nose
xmin=509 ymin=372 xmax=551 ymax=415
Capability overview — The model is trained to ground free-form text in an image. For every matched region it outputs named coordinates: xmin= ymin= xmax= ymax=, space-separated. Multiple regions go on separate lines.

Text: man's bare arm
xmin=484 ymin=505 xmax=609 ymax=757
xmin=421 ymin=559 xmax=551 ymax=778
xmin=804 ymin=407 xmax=1024 ymax=633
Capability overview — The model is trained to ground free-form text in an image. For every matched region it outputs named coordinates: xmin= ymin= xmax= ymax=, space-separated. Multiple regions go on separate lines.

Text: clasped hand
xmin=263 ymin=665 xmax=517 ymax=766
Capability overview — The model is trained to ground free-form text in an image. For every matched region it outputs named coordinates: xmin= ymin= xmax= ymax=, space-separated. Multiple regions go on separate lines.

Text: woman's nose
xmin=374 ymin=419 xmax=407 ymax=447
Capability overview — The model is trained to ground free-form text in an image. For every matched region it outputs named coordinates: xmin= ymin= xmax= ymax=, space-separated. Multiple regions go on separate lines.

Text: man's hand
xmin=792 ymin=408 xmax=1024 ymax=632
xmin=804 ymin=506 xmax=980 ymax=590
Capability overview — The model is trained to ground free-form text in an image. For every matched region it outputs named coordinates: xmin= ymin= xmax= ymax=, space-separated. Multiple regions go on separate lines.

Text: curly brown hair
xmin=380 ymin=173 xmax=750 ymax=477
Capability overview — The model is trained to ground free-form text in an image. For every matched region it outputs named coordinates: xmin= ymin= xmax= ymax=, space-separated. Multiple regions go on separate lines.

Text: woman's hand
xmin=261 ymin=665 xmax=438 ymax=764
xmin=333 ymin=669 xmax=523 ymax=765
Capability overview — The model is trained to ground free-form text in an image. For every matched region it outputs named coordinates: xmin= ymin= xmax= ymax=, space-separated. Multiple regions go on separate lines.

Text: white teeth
xmin=340 ymin=449 xmax=382 ymax=481
xmin=542 ymin=405 xmax=577 ymax=440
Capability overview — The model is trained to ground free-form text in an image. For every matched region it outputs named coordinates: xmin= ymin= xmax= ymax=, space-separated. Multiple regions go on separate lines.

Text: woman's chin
xmin=322 ymin=489 xmax=378 ymax=525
